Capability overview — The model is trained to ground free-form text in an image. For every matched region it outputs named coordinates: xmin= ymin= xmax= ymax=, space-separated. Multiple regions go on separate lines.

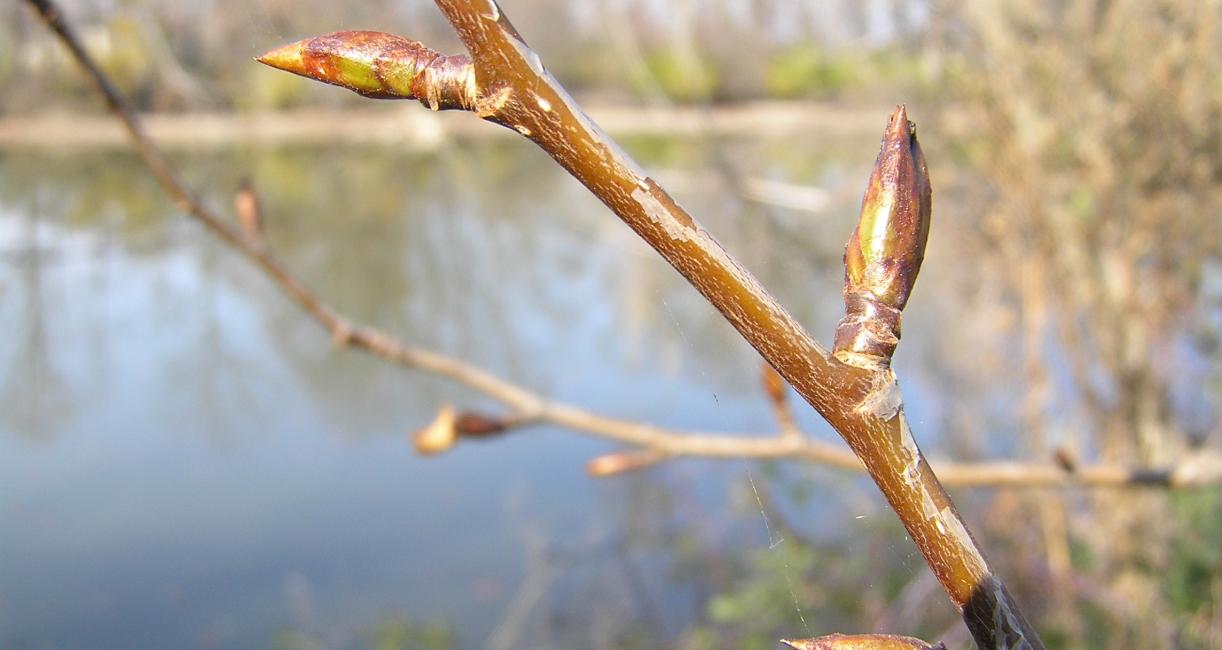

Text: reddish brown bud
xmin=585 ymin=449 xmax=666 ymax=477
xmin=257 ymin=31 xmax=476 ymax=110
xmin=412 ymin=404 xmax=458 ymax=455
xmin=833 ymin=105 xmax=932 ymax=370
xmin=453 ymin=411 xmax=509 ymax=437
xmin=234 ymin=178 xmax=262 ymax=244
xmin=781 ymin=633 xmax=944 ymax=650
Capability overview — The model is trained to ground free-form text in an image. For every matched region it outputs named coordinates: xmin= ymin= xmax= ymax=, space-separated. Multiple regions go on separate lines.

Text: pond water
xmin=0 ymin=134 xmax=967 ymax=649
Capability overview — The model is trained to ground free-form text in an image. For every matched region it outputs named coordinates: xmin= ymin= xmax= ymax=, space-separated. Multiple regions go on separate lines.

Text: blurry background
xmin=1 ymin=1 xmax=1219 ymax=648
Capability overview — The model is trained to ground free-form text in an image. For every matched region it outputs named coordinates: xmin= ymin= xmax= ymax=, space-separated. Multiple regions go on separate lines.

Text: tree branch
xmin=261 ymin=3 xmax=1044 ymax=646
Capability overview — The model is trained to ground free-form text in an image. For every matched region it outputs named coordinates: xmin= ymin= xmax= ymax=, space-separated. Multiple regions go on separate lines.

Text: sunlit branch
xmin=256 ymin=2 xmax=1045 ymax=646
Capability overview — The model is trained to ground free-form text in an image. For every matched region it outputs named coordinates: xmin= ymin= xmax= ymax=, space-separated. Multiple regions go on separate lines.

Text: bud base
xmin=833 ymin=292 xmax=902 ymax=370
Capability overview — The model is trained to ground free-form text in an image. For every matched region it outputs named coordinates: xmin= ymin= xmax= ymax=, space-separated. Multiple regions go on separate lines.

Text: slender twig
xmin=762 ymin=362 xmax=804 ymax=441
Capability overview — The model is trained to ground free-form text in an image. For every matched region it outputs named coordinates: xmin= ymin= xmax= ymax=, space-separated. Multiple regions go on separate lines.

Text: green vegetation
xmin=1165 ymin=491 xmax=1222 ymax=647
xmin=636 ymin=48 xmax=721 ymax=103
xmin=764 ymin=44 xmax=854 ymax=99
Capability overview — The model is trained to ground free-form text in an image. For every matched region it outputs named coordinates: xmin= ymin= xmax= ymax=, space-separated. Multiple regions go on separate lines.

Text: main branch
xmin=465 ymin=2 xmax=1046 ymax=647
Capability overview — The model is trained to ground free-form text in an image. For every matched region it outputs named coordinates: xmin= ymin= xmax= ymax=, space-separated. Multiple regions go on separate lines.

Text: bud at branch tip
xmin=833 ymin=105 xmax=932 ymax=370
xmin=257 ymin=30 xmax=476 ymax=110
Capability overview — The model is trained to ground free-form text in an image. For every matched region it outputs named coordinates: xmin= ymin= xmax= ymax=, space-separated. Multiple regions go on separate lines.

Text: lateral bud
xmin=453 ymin=411 xmax=509 ymax=437
xmin=833 ymin=105 xmax=932 ymax=370
xmin=257 ymin=31 xmax=476 ymax=110
xmin=234 ymin=177 xmax=263 ymax=244
xmin=412 ymin=404 xmax=458 ymax=455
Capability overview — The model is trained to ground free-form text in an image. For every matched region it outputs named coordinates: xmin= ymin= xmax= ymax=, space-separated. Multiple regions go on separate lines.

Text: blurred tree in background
xmin=925 ymin=2 xmax=1221 ymax=647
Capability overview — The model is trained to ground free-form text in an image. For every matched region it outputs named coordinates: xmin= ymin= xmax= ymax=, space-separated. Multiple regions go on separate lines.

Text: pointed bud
xmin=234 ymin=178 xmax=263 ymax=244
xmin=257 ymin=31 xmax=475 ymax=110
xmin=412 ymin=404 xmax=458 ymax=455
xmin=781 ymin=633 xmax=943 ymax=650
xmin=585 ymin=449 xmax=665 ymax=477
xmin=833 ymin=105 xmax=932 ymax=370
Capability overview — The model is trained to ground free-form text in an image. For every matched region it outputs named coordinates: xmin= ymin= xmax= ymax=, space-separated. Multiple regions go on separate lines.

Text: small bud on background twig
xmin=761 ymin=362 xmax=802 ymax=439
xmin=833 ymin=105 xmax=932 ymax=370
xmin=257 ymin=31 xmax=476 ymax=110
xmin=413 ymin=404 xmax=458 ymax=455
xmin=234 ymin=177 xmax=263 ymax=244
xmin=453 ymin=411 xmax=509 ymax=437
xmin=412 ymin=407 xmax=514 ymax=454
xmin=780 ymin=633 xmax=944 ymax=650
xmin=586 ymin=449 xmax=666 ymax=477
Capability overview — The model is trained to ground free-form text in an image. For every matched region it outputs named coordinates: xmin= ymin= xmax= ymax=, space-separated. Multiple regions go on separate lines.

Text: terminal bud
xmin=258 ymin=31 xmax=475 ymax=110
xmin=833 ymin=105 xmax=932 ymax=370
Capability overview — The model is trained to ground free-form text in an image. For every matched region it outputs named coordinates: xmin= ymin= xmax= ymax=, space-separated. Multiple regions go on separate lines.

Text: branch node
xmin=855 ymin=370 xmax=903 ymax=421
xmin=331 ymin=320 xmax=355 ymax=347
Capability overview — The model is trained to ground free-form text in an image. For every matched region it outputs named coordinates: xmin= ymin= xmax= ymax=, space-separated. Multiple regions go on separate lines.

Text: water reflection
xmin=12 ymin=128 xmax=1205 ymax=647
xmin=0 ymin=138 xmax=884 ymax=648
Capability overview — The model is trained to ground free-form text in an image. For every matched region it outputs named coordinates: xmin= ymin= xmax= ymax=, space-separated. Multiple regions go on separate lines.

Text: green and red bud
xmin=257 ymin=31 xmax=475 ymax=110
xmin=833 ymin=105 xmax=932 ymax=369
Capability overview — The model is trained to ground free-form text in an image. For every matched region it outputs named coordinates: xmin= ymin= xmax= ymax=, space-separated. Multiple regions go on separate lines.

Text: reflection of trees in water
xmin=167 ymin=236 xmax=273 ymax=443
xmin=0 ymin=140 xmax=866 ymax=441
xmin=4 ymin=87 xmax=1216 ymax=642
xmin=187 ymin=141 xmax=864 ymax=429
xmin=0 ymin=204 xmax=74 ymax=439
